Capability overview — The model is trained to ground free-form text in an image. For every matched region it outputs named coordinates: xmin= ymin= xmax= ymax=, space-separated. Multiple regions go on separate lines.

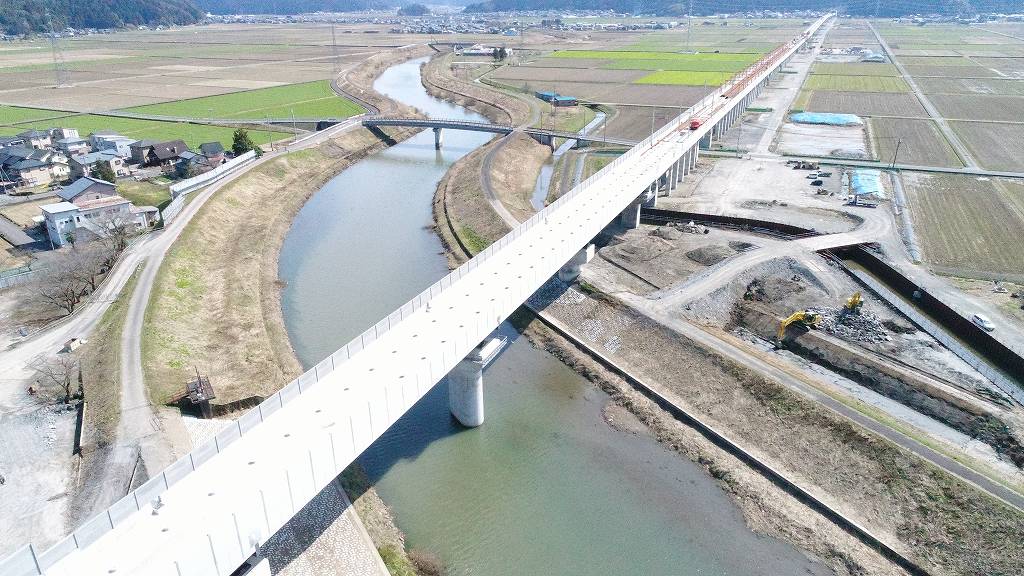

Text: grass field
xmin=0 ymin=105 xmax=73 ymax=126
xmin=604 ymin=59 xmax=755 ymax=72
xmin=903 ymin=173 xmax=1024 ymax=277
xmin=122 ymin=80 xmax=365 ymax=120
xmin=635 ymin=70 xmax=735 ymax=86
xmin=867 ymin=118 xmax=963 ymax=168
xmin=13 ymin=113 xmax=286 ymax=149
xmin=117 ymin=179 xmax=173 ymax=210
xmin=802 ymin=74 xmax=910 ymax=92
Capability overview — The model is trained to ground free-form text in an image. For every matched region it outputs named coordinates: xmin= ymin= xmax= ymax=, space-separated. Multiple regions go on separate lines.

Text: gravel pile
xmin=651 ymin=226 xmax=683 ymax=240
xmin=809 ymin=306 xmax=891 ymax=344
xmin=686 ymin=244 xmax=736 ymax=266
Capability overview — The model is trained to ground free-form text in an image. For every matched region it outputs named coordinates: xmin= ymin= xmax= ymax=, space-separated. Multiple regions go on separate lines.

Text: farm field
xmin=902 ymin=172 xmax=1024 ymax=278
xmin=928 ymin=94 xmax=1024 ymax=122
xmin=0 ymin=105 xmax=73 ymax=125
xmin=949 ymin=121 xmax=1024 ymax=172
xmin=797 ymin=90 xmax=927 ymax=117
xmin=635 ymin=70 xmax=735 ymax=86
xmin=802 ymin=74 xmax=909 ymax=92
xmin=867 ymin=118 xmax=962 ymax=167
xmin=122 ymin=80 xmax=365 ymax=120
xmin=810 ymin=62 xmax=898 ymax=76
xmin=8 ymin=113 xmax=285 ymax=149
xmin=915 ymin=77 xmax=1024 ymax=96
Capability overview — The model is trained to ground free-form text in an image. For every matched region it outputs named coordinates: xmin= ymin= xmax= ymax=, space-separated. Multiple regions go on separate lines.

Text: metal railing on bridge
xmin=0 ymin=14 xmax=832 ymax=576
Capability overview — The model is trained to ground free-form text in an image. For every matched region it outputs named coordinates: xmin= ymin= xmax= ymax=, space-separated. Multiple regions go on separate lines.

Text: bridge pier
xmin=433 ymin=127 xmax=443 ymax=150
xmin=642 ymin=186 xmax=658 ymax=209
xmin=449 ymin=356 xmax=485 ymax=427
xmin=619 ymin=197 xmax=642 ymax=229
xmin=558 ymin=243 xmax=595 ymax=282
xmin=670 ymin=162 xmax=679 ymax=191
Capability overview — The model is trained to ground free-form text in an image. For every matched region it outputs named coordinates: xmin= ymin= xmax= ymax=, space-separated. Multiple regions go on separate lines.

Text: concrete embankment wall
xmin=739 ymin=305 xmax=1024 ymax=468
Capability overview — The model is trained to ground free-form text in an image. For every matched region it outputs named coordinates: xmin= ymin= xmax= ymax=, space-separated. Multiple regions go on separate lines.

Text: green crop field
xmin=802 ymin=74 xmax=910 ymax=92
xmin=551 ymin=50 xmax=760 ymax=63
xmin=634 ymin=70 xmax=735 ymax=86
xmin=122 ymin=80 xmax=365 ymax=120
xmin=0 ymin=105 xmax=73 ymax=126
xmin=604 ymin=58 xmax=756 ymax=72
xmin=12 ymin=114 xmax=286 ymax=149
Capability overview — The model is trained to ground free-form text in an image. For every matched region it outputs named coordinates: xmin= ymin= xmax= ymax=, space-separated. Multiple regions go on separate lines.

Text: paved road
xmin=868 ymin=22 xmax=979 ymax=169
xmin=0 ymin=214 xmax=35 ymax=247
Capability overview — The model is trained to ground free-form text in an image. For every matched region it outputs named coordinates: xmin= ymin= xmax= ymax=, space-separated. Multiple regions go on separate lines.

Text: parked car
xmin=806 ymin=173 xmax=818 ymax=179
xmin=817 ymin=171 xmax=833 ymax=177
xmin=810 ymin=179 xmax=824 ymax=186
xmin=971 ymin=313 xmax=996 ymax=332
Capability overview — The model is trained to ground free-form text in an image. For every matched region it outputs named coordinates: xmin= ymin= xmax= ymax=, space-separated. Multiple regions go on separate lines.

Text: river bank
xmin=426 ymin=57 xmax=1024 ymax=575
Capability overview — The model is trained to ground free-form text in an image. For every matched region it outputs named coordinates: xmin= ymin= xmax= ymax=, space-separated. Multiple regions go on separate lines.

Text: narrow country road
xmin=868 ymin=22 xmax=979 ymax=169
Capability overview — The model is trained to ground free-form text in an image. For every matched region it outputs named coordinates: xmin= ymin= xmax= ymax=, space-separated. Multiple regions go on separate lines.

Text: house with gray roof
xmin=56 ymin=176 xmax=117 ymax=203
xmin=70 ymin=151 xmax=127 ymax=179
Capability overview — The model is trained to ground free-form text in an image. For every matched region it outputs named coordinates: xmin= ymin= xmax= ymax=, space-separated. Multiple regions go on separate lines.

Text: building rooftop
xmin=41 ymin=201 xmax=79 ymax=215
xmin=75 ymin=195 xmax=130 ymax=211
xmin=57 ymin=176 xmax=116 ymax=201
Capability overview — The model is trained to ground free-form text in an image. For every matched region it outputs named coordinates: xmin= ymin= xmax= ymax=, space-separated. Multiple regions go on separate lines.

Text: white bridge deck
xmin=0 ymin=15 xmax=830 ymax=576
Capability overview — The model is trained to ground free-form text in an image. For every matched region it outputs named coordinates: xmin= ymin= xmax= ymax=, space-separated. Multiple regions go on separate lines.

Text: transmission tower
xmin=46 ymin=11 xmax=70 ymax=88
xmin=331 ymin=23 xmax=340 ymax=77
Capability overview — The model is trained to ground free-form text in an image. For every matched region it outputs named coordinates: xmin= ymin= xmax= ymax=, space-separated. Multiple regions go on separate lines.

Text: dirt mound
xmin=881 ymin=319 xmax=916 ymax=334
xmin=606 ymin=236 xmax=674 ymax=264
xmin=685 ymin=244 xmax=736 ymax=266
xmin=743 ymin=275 xmax=806 ymax=303
xmin=651 ymin=226 xmax=683 ymax=241
xmin=809 ymin=307 xmax=890 ymax=344
xmin=728 ymin=241 xmax=756 ymax=251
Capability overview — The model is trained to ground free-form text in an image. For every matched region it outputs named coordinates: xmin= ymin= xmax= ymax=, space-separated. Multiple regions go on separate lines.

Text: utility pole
xmin=686 ymin=0 xmax=693 ymax=53
xmin=45 ymin=10 xmax=69 ymax=88
xmin=291 ymin=108 xmax=297 ymax=145
xmin=736 ymin=120 xmax=742 ymax=157
xmin=889 ymin=138 xmax=902 ymax=169
xmin=331 ymin=23 xmax=340 ymax=77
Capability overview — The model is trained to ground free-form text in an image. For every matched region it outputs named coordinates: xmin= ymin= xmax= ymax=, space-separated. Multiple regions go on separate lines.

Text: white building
xmin=91 ymin=133 xmax=137 ymax=159
xmin=41 ymin=195 xmax=159 ymax=247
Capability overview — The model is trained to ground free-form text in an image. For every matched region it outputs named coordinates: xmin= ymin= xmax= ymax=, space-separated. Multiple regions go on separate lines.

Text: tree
xmin=90 ymin=161 xmax=116 ymax=183
xmin=35 ymin=251 xmax=87 ymax=314
xmin=232 ymin=128 xmax=262 ymax=157
xmin=95 ymin=212 xmax=137 ymax=253
xmin=398 ymin=3 xmax=429 ymax=16
xmin=30 ymin=354 xmax=80 ymax=404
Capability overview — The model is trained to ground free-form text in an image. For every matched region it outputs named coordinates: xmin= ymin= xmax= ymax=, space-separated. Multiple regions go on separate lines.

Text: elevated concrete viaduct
xmin=0 ymin=15 xmax=832 ymax=576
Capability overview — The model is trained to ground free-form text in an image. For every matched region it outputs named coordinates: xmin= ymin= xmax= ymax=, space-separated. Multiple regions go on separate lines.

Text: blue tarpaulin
xmin=850 ymin=169 xmax=886 ymax=199
xmin=790 ymin=112 xmax=863 ymax=126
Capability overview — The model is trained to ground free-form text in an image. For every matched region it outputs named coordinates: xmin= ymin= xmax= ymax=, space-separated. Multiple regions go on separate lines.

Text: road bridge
xmin=361 ymin=116 xmax=638 ymax=148
xmin=0 ymin=15 xmax=833 ymax=576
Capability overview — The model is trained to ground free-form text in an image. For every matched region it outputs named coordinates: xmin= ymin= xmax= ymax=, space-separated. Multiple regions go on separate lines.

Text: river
xmin=279 ymin=57 xmax=832 ymax=576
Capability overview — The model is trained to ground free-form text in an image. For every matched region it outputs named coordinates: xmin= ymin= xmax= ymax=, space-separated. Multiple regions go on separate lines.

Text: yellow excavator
xmin=777 ymin=310 xmax=821 ymax=343
xmin=843 ymin=291 xmax=864 ymax=314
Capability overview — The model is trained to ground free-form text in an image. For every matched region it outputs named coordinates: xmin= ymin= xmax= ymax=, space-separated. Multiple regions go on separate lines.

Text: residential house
xmin=56 ymin=176 xmax=117 ymax=203
xmin=0 ymin=136 xmax=25 ymax=150
xmin=145 ymin=140 xmax=189 ymax=169
xmin=129 ymin=140 xmax=158 ymax=165
xmin=92 ymin=133 xmax=136 ymax=159
xmin=0 ymin=147 xmax=69 ymax=187
xmin=42 ymin=195 xmax=159 ymax=247
xmin=198 ymin=142 xmax=226 ymax=166
xmin=17 ymin=129 xmax=51 ymax=149
xmin=70 ymin=151 xmax=127 ymax=179
xmin=176 ymin=151 xmax=211 ymax=177
xmin=55 ymin=137 xmax=91 ymax=157
xmin=49 ymin=127 xmax=80 ymax=140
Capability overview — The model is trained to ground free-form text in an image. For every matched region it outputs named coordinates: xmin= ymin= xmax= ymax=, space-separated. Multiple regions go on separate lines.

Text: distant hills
xmin=463 ymin=0 xmax=1023 ymax=17
xmin=194 ymin=0 xmax=384 ymax=14
xmin=0 ymin=0 xmax=204 ymax=35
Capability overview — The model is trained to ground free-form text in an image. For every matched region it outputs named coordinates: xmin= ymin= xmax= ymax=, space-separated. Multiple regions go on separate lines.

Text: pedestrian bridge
xmin=362 ymin=116 xmax=638 ymax=148
xmin=0 ymin=15 xmax=831 ymax=576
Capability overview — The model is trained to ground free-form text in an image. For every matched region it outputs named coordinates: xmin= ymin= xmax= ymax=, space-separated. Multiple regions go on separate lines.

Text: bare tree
xmin=34 ymin=252 xmax=86 ymax=314
xmin=74 ymin=243 xmax=115 ymax=292
xmin=94 ymin=212 xmax=138 ymax=254
xmin=30 ymin=354 xmax=80 ymax=404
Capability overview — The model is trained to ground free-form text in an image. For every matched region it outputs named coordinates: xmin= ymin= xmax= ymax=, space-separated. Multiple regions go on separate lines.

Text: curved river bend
xmin=279 ymin=58 xmax=832 ymax=576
